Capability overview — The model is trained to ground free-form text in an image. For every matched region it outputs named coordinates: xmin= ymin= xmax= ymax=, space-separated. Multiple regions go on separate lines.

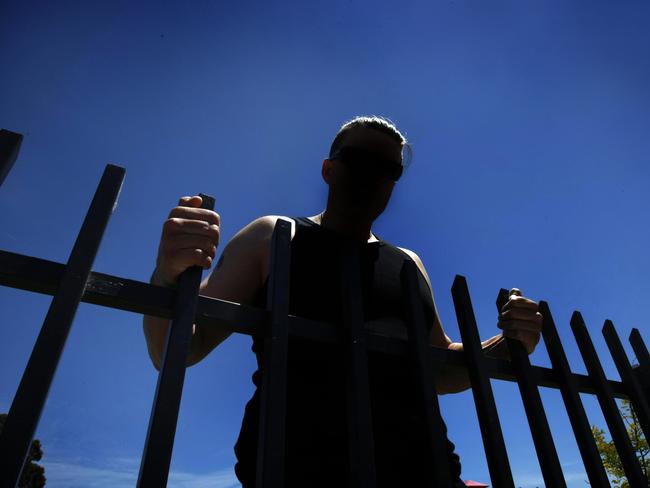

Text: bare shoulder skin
xmin=192 ymin=215 xmax=295 ymax=363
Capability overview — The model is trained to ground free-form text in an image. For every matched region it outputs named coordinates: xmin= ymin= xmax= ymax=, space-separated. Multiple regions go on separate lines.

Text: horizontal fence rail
xmin=0 ymin=248 xmax=637 ymax=398
xmin=1 ymin=131 xmax=648 ymax=488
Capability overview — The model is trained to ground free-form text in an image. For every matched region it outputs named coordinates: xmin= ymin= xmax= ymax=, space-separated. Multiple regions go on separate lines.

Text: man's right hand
xmin=153 ymin=195 xmax=221 ymax=287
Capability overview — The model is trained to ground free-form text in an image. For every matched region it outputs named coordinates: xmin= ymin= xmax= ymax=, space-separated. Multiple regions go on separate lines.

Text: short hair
xmin=328 ymin=115 xmax=412 ymax=168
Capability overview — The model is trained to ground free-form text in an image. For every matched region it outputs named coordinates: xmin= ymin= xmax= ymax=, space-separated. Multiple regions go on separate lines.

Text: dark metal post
xmin=630 ymin=328 xmax=649 ymax=367
xmin=537 ymin=302 xmax=610 ymax=487
xmin=137 ymin=194 xmax=215 ymax=488
xmin=0 ymin=129 xmax=23 ymax=187
xmin=602 ymin=320 xmax=650 ymax=441
xmin=400 ymin=260 xmax=454 ymax=487
xmin=341 ymin=244 xmax=377 ymax=488
xmin=571 ymin=312 xmax=648 ymax=487
xmin=255 ymin=219 xmax=291 ymax=488
xmin=451 ymin=275 xmax=514 ymax=488
xmin=629 ymin=329 xmax=650 ymax=404
xmin=0 ymin=164 xmax=125 ymax=488
xmin=495 ymin=289 xmax=567 ymax=487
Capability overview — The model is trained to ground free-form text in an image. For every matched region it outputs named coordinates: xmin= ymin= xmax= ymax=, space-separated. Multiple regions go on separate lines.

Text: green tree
xmin=591 ymin=398 xmax=649 ymax=488
xmin=0 ymin=413 xmax=46 ymax=487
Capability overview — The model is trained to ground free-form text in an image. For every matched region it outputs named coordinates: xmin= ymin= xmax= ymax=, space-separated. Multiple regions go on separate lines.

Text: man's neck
xmin=318 ymin=208 xmax=376 ymax=243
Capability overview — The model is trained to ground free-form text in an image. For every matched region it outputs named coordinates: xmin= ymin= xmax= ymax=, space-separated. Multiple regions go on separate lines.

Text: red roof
xmin=463 ymin=481 xmax=489 ymax=487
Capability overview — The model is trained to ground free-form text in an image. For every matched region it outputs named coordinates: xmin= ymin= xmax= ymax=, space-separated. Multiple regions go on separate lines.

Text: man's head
xmin=328 ymin=116 xmax=409 ymax=168
xmin=322 ymin=116 xmax=410 ymax=222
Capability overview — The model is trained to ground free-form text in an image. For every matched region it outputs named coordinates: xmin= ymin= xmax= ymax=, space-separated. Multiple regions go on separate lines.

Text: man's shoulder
xmin=394 ymin=246 xmax=433 ymax=294
xmin=393 ymin=245 xmax=425 ymax=270
xmin=253 ymin=215 xmax=296 ymax=226
xmin=240 ymin=215 xmax=297 ymax=243
xmin=395 ymin=245 xmax=419 ymax=262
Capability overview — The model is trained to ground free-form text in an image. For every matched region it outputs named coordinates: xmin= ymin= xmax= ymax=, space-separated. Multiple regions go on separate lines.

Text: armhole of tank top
xmin=257 ymin=215 xmax=301 ymax=294
xmin=290 ymin=216 xmax=313 ymax=228
xmin=391 ymin=245 xmax=434 ymax=296
xmin=261 ymin=214 xmax=301 ymax=263
xmin=255 ymin=216 xmax=299 ymax=308
xmin=390 ymin=244 xmax=443 ymax=332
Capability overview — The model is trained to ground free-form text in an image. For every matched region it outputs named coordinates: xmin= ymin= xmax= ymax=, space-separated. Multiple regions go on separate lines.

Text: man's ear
xmin=322 ymin=158 xmax=333 ymax=184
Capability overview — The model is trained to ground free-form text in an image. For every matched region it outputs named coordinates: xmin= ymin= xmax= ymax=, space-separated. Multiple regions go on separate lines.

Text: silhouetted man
xmin=143 ymin=116 xmax=542 ymax=487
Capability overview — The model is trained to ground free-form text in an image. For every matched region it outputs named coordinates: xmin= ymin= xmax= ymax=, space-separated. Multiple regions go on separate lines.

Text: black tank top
xmin=233 ymin=216 xmax=463 ymax=487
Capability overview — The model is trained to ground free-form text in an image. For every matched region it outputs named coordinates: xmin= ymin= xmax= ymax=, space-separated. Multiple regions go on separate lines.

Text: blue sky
xmin=1 ymin=1 xmax=649 ymax=486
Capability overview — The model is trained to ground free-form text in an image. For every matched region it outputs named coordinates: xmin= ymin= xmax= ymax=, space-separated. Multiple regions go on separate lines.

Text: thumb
xmin=509 ymin=287 xmax=523 ymax=298
xmin=177 ymin=195 xmax=203 ymax=207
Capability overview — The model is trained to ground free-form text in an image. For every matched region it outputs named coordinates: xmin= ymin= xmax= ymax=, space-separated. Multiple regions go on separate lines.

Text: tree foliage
xmin=0 ymin=413 xmax=46 ymax=487
xmin=591 ymin=399 xmax=649 ymax=488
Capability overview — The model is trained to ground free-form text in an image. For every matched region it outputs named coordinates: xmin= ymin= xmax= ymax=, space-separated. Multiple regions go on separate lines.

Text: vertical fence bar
xmin=137 ymin=194 xmax=215 ymax=488
xmin=630 ymin=329 xmax=649 ymax=367
xmin=341 ymin=244 xmax=377 ymax=488
xmin=400 ymin=260 xmax=454 ymax=487
xmin=602 ymin=321 xmax=650 ymax=441
xmin=450 ymin=275 xmax=514 ymax=488
xmin=0 ymin=164 xmax=125 ymax=488
xmin=0 ymin=129 xmax=23 ymax=187
xmin=537 ymin=302 xmax=610 ymax=487
xmin=570 ymin=312 xmax=648 ymax=487
xmin=495 ymin=289 xmax=567 ymax=487
xmin=255 ymin=219 xmax=291 ymax=488
xmin=630 ymin=328 xmax=650 ymax=404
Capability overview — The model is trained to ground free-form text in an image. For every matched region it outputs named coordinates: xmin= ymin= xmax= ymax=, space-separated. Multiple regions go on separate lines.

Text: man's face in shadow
xmin=323 ymin=127 xmax=403 ymax=223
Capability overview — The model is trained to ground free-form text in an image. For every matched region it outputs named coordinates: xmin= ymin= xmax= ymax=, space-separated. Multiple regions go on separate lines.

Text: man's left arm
xmin=400 ymin=249 xmax=543 ymax=395
xmin=439 ymin=288 xmax=543 ymax=393
xmin=445 ymin=287 xmax=543 ymax=358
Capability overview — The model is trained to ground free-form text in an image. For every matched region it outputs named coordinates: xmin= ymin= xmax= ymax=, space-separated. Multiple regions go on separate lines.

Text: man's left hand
xmin=497 ymin=288 xmax=543 ymax=355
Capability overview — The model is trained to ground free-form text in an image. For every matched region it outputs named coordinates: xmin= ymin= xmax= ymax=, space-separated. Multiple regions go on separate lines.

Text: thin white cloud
xmin=36 ymin=457 xmax=596 ymax=488
xmin=42 ymin=459 xmax=241 ymax=488
xmin=512 ymin=468 xmax=590 ymax=488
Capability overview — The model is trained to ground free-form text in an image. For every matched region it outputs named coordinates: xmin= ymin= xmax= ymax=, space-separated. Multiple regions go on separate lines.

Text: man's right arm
xmin=183 ymin=215 xmax=277 ymax=366
xmin=142 ymin=195 xmax=276 ymax=370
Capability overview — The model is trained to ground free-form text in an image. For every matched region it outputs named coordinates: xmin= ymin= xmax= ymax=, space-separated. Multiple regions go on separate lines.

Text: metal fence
xmin=0 ymin=129 xmax=648 ymax=488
